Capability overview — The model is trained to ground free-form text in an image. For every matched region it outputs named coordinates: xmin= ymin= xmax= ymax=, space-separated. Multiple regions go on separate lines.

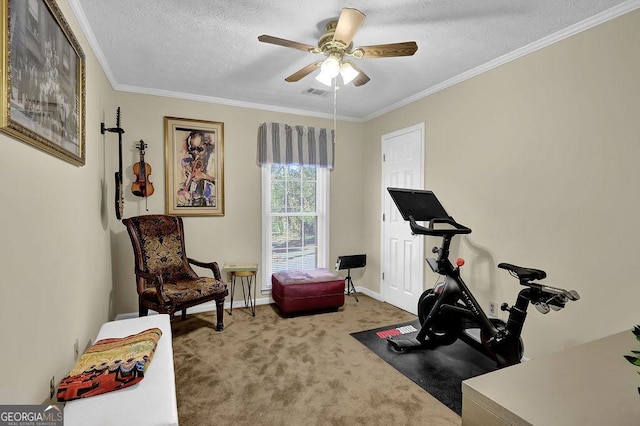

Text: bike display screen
xmin=387 ymin=187 xmax=450 ymax=222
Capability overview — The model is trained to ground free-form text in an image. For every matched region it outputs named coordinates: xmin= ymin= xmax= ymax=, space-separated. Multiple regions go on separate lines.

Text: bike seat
xmin=498 ymin=263 xmax=546 ymax=282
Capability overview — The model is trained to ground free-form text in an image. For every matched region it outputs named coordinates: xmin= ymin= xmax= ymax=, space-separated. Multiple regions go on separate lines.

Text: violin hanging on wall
xmin=131 ymin=140 xmax=154 ymax=197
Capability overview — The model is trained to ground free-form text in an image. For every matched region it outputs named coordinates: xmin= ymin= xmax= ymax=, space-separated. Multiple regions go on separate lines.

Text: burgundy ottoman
xmin=271 ymin=269 xmax=345 ymax=314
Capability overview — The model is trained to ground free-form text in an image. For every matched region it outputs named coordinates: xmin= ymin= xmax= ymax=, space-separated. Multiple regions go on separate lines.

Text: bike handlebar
xmin=409 ymin=215 xmax=472 ymax=236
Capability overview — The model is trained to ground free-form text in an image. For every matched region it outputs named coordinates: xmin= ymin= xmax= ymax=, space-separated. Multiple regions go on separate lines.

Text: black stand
xmin=337 ymin=254 xmax=366 ymax=303
xmin=101 ymin=107 xmax=125 ymax=220
xmin=345 ymin=268 xmax=359 ymax=302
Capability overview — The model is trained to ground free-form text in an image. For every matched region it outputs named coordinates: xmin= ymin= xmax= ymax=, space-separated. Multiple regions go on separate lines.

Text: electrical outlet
xmin=488 ymin=301 xmax=497 ymax=316
xmin=74 ymin=339 xmax=79 ymax=360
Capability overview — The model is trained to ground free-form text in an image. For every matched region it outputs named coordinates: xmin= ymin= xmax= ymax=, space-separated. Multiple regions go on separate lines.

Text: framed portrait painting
xmin=164 ymin=116 xmax=224 ymax=216
xmin=1 ymin=0 xmax=86 ymax=166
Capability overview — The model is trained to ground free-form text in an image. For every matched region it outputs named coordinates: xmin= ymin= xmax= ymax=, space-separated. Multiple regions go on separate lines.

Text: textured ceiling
xmin=68 ymin=0 xmax=635 ymax=120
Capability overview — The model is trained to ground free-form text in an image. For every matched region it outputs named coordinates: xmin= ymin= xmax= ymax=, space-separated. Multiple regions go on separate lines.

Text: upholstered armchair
xmin=122 ymin=215 xmax=228 ymax=330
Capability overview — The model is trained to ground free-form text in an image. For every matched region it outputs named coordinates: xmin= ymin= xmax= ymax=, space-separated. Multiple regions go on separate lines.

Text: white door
xmin=381 ymin=123 xmax=425 ymax=314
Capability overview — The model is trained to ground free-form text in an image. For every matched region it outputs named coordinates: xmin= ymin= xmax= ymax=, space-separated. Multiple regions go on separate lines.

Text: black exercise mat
xmin=350 ymin=320 xmax=497 ymax=415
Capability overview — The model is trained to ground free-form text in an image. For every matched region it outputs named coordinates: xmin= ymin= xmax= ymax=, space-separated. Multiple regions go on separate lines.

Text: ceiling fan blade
xmin=285 ymin=61 xmax=323 ymax=82
xmin=348 ymin=62 xmax=370 ymax=87
xmin=258 ymin=35 xmax=317 ymax=53
xmin=333 ymin=8 xmax=365 ymax=47
xmin=357 ymin=41 xmax=418 ymax=58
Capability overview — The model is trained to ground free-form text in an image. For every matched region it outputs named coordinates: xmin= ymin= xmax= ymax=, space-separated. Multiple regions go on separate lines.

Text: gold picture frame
xmin=164 ymin=116 xmax=224 ymax=216
xmin=1 ymin=0 xmax=86 ymax=166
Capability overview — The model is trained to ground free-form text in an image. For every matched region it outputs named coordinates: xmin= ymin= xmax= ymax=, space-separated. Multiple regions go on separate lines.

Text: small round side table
xmin=229 ymin=270 xmax=257 ymax=316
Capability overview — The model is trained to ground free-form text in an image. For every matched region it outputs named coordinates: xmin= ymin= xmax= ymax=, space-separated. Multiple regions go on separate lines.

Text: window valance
xmin=257 ymin=122 xmax=334 ymax=169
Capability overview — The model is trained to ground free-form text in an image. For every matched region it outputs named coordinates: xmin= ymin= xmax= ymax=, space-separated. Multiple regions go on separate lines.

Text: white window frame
xmin=261 ymin=164 xmax=330 ymax=291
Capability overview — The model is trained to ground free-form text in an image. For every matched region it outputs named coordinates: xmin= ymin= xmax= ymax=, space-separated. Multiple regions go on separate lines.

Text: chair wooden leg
xmin=215 ymin=298 xmax=224 ymax=331
xmin=139 ymin=302 xmax=149 ymax=317
xmin=181 ymin=309 xmax=187 ymax=320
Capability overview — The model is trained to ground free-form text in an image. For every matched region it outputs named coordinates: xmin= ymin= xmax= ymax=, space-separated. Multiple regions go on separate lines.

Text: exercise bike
xmin=386 ymin=188 xmax=580 ymax=368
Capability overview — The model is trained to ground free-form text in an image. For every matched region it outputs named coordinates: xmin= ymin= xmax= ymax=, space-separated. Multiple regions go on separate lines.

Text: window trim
xmin=261 ymin=164 xmax=329 ymax=291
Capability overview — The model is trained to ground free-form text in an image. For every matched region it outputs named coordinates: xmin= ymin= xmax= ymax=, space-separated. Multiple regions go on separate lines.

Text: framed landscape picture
xmin=164 ymin=116 xmax=225 ymax=216
xmin=1 ymin=0 xmax=86 ymax=166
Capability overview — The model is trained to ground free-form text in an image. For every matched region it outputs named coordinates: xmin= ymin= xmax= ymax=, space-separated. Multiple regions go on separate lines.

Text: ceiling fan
xmin=258 ymin=8 xmax=418 ymax=87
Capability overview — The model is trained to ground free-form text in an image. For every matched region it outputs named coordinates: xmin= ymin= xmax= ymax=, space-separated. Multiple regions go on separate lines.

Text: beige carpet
xmin=171 ymin=294 xmax=461 ymax=425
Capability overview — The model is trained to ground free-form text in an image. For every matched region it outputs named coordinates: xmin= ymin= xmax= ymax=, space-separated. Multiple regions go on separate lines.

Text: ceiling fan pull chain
xmin=333 ymin=78 xmax=338 ymax=146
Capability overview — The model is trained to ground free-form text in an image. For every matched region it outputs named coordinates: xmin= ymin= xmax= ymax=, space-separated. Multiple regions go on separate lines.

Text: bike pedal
xmin=487 ymin=330 xmax=511 ymax=347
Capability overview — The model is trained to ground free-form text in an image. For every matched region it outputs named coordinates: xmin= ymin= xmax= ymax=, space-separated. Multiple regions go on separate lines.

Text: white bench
xmin=64 ymin=314 xmax=178 ymax=426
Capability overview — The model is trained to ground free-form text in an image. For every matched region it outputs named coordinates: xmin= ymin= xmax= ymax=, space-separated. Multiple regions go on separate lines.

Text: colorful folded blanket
xmin=57 ymin=327 xmax=162 ymax=401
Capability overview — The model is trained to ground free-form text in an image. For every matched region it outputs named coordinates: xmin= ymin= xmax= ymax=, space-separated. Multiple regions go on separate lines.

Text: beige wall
xmin=363 ymin=9 xmax=640 ymax=359
xmin=1 ymin=0 xmax=638 ymax=404
xmin=0 ymin=0 xmax=117 ymax=403
xmin=108 ymin=92 xmax=365 ymax=315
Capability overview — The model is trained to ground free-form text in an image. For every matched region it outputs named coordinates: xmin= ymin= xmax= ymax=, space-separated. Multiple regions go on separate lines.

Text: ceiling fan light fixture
xmin=316 ymin=55 xmax=341 ymax=86
xmin=339 ymin=62 xmax=359 ymax=85
xmin=320 ymin=55 xmax=341 ymax=78
xmin=315 ymin=70 xmax=334 ymax=86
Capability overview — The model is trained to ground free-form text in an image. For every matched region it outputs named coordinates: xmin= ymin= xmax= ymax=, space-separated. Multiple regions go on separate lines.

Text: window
xmin=262 ymin=164 xmax=329 ymax=290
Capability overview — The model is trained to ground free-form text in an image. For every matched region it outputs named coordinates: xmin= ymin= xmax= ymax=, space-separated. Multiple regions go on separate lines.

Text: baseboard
xmin=114 ymin=286 xmax=380 ymax=320
xmin=114 ymin=297 xmax=274 ymax=321
xmin=354 ymin=286 xmax=382 ymax=301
